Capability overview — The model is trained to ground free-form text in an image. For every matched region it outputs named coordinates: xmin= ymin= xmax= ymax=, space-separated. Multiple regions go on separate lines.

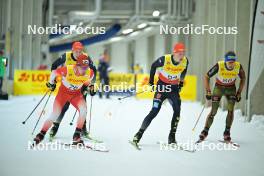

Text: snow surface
xmin=0 ymin=96 xmax=264 ymax=176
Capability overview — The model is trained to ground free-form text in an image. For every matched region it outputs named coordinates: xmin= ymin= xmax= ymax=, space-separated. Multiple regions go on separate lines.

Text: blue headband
xmin=225 ymin=55 xmax=237 ymax=62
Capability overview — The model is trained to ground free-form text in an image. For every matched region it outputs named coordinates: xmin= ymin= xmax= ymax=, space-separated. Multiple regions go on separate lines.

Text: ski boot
xmin=32 ymin=131 xmax=46 ymax=147
xmin=133 ymin=129 xmax=144 ymax=144
xmin=168 ymin=131 xmax=177 ymax=145
xmin=169 ymin=117 xmax=179 ymax=145
xmin=130 ymin=129 xmax=144 ymax=150
xmin=223 ymin=130 xmax=231 ymax=142
xmin=81 ymin=124 xmax=90 ymax=139
xmin=49 ymin=122 xmax=60 ymax=141
xmin=197 ymin=129 xmax=208 ymax=143
xmin=72 ymin=128 xmax=84 ymax=146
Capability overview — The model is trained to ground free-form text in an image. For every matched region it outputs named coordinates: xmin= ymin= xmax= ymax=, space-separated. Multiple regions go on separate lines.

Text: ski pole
xmin=192 ymin=104 xmax=206 ymax=132
xmin=118 ymin=91 xmax=145 ymax=101
xmin=88 ymin=96 xmax=93 ymax=133
xmin=69 ymin=110 xmax=77 ymax=126
xmin=31 ymin=91 xmax=52 ymax=135
xmin=22 ymin=90 xmax=50 ymax=124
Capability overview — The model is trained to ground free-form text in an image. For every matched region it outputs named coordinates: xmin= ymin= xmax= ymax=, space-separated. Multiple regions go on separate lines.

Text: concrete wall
xmin=154 ymin=34 xmax=166 ymax=59
xmin=235 ymin=0 xmax=252 ymax=114
xmin=247 ymin=0 xmax=264 ymax=118
xmin=2 ymin=0 xmax=44 ymax=79
xmin=135 ymin=37 xmax=148 ymax=72
xmin=110 ymin=41 xmax=129 ymax=73
xmin=250 ymin=69 xmax=264 ymax=116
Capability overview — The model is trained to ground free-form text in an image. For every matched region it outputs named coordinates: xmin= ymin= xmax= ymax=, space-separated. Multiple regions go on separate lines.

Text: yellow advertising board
xmin=14 ymin=70 xmax=196 ymax=101
xmin=14 ymin=70 xmax=61 ymax=95
xmin=136 ymin=74 xmax=197 ymax=101
xmin=179 ymin=75 xmax=197 ymax=101
xmin=14 ymin=70 xmax=135 ymax=95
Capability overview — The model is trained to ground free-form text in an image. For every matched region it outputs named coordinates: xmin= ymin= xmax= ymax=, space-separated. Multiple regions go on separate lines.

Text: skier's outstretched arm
xmin=204 ymin=63 xmax=219 ymax=92
xmin=46 ymin=66 xmax=67 ymax=91
xmin=180 ymin=58 xmax=189 ymax=82
xmin=51 ymin=53 xmax=66 ymax=71
xmin=49 ymin=67 xmax=67 ymax=84
xmin=87 ymin=56 xmax=97 ymax=85
xmin=235 ymin=65 xmax=246 ymax=102
xmin=149 ymin=56 xmax=165 ymax=85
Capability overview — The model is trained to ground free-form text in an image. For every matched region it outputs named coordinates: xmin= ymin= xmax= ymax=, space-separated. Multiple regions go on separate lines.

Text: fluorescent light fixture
xmin=152 ymin=10 xmax=160 ymax=17
xmin=130 ymin=31 xmax=140 ymax=37
xmin=109 ymin=36 xmax=123 ymax=42
xmin=69 ymin=11 xmax=95 ymax=16
xmin=137 ymin=23 xmax=147 ymax=29
xmin=122 ymin=28 xmax=133 ymax=34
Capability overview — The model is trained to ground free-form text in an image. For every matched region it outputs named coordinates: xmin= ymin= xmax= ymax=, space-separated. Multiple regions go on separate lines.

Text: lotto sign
xmin=14 ymin=70 xmax=61 ymax=95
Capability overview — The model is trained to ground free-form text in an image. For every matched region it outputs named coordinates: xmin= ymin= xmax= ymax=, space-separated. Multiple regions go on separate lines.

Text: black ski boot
xmin=133 ymin=129 xmax=144 ymax=144
xmin=223 ymin=130 xmax=231 ymax=142
xmin=130 ymin=129 xmax=144 ymax=150
xmin=72 ymin=128 xmax=84 ymax=145
xmin=168 ymin=131 xmax=177 ymax=144
xmin=33 ymin=131 xmax=46 ymax=146
xmin=197 ymin=129 xmax=208 ymax=143
xmin=49 ymin=122 xmax=60 ymax=141
xmin=169 ymin=116 xmax=180 ymax=144
xmin=81 ymin=121 xmax=89 ymax=138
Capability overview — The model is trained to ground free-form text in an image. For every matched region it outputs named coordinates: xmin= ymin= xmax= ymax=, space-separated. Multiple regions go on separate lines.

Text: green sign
xmin=0 ymin=56 xmax=7 ymax=77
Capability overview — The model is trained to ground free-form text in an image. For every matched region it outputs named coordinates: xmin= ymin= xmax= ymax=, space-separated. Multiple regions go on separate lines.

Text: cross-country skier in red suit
xmin=33 ymin=54 xmax=96 ymax=145
xmin=49 ymin=41 xmax=97 ymax=141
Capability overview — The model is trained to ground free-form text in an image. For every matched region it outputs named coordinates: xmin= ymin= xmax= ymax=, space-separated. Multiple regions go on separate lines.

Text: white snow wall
xmin=247 ymin=0 xmax=264 ymax=119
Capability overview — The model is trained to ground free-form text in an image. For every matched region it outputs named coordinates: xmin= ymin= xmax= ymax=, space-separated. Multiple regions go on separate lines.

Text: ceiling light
xmin=109 ymin=37 xmax=123 ymax=42
xmin=152 ymin=10 xmax=160 ymax=17
xmin=122 ymin=28 xmax=133 ymax=34
xmin=137 ymin=23 xmax=147 ymax=29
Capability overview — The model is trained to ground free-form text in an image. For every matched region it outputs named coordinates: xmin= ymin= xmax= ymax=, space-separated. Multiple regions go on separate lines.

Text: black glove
xmin=236 ymin=91 xmax=241 ymax=102
xmin=205 ymin=90 xmax=212 ymax=100
xmin=46 ymin=82 xmax=56 ymax=91
xmin=178 ymin=81 xmax=184 ymax=92
xmin=89 ymin=85 xmax=96 ymax=96
xmin=81 ymin=85 xmax=89 ymax=96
